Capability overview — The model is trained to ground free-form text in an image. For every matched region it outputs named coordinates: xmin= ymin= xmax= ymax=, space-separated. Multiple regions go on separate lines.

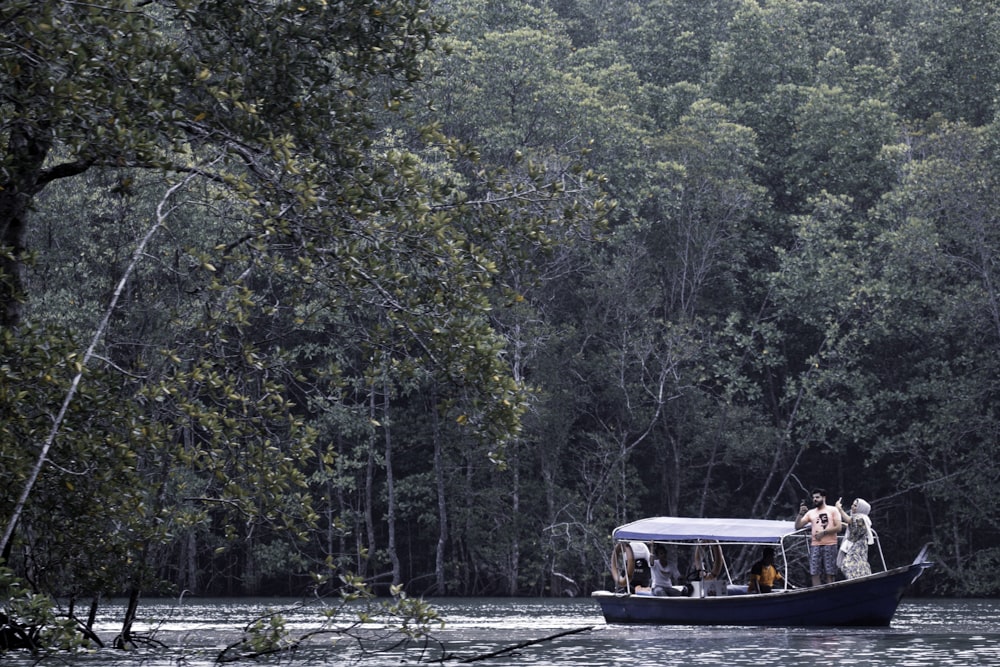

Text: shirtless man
xmin=795 ymin=488 xmax=842 ymax=586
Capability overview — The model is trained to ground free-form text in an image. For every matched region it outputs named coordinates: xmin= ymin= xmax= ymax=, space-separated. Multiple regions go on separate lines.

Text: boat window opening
xmin=609 ymin=521 xmax=892 ymax=595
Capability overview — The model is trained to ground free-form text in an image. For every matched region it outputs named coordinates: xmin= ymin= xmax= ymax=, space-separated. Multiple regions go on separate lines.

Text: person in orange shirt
xmin=795 ymin=488 xmax=842 ymax=586
xmin=747 ymin=547 xmax=784 ymax=593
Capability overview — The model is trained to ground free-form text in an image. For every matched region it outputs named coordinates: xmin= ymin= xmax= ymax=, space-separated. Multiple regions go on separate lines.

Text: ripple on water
xmin=6 ymin=597 xmax=1000 ymax=666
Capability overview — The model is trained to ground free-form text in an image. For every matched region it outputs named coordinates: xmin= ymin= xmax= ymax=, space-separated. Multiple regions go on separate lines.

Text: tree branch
xmin=454 ymin=626 xmax=594 ymax=663
xmin=0 ymin=172 xmax=197 ymax=557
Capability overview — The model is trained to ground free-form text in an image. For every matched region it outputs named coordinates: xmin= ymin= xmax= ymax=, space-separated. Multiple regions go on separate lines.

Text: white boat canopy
xmin=613 ymin=517 xmax=803 ymax=543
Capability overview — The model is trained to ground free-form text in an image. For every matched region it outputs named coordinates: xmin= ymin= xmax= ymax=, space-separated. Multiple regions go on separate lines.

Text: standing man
xmin=795 ymin=488 xmax=842 ymax=586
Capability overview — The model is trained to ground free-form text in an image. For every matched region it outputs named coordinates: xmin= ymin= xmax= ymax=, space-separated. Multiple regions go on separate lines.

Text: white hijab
xmin=849 ymin=498 xmax=874 ymax=545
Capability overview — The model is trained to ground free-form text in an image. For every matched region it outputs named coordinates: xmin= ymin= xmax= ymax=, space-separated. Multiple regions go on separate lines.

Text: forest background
xmin=3 ymin=0 xmax=1000 ymax=631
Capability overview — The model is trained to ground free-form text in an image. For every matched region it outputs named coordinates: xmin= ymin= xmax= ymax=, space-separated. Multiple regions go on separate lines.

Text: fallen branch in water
xmin=453 ymin=625 xmax=594 ymax=663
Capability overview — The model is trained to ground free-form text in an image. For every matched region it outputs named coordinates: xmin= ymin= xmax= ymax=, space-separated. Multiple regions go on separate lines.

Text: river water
xmin=7 ymin=596 xmax=1000 ymax=666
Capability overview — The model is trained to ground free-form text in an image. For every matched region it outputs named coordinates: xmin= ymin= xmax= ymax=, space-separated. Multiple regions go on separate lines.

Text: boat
xmin=592 ymin=516 xmax=932 ymax=627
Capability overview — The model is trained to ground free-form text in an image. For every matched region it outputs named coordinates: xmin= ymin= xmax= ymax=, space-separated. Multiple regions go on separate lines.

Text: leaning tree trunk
xmin=114 ymin=588 xmax=142 ymax=650
xmin=0 ymin=178 xmax=190 ymax=558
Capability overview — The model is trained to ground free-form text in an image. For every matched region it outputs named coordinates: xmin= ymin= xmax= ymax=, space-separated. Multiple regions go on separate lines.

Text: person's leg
xmin=808 ymin=545 xmax=822 ymax=586
xmin=823 ymin=544 xmax=838 ymax=584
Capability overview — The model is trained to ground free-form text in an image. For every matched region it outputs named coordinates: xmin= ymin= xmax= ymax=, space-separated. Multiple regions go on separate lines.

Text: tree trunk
xmin=114 ymin=588 xmax=141 ymax=649
xmin=86 ymin=597 xmax=100 ymax=635
xmin=384 ymin=382 xmax=401 ymax=588
xmin=0 ymin=179 xmax=188 ymax=558
xmin=432 ymin=390 xmax=448 ymax=595
xmin=335 ymin=434 xmax=348 ymax=577
xmin=461 ymin=452 xmax=475 ymax=595
xmin=364 ymin=386 xmax=377 ymax=579
xmin=243 ymin=534 xmax=258 ymax=595
xmin=187 ymin=531 xmax=198 ymax=593
xmin=508 ymin=456 xmax=520 ymax=596
xmin=0 ymin=116 xmax=53 ymax=329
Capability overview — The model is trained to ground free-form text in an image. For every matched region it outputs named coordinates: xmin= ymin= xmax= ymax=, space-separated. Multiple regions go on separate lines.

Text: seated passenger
xmin=747 ymin=547 xmax=784 ymax=593
xmin=650 ymin=544 xmax=682 ymax=596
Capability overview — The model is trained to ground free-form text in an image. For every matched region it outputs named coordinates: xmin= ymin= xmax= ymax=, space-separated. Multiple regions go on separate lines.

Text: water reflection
xmin=5 ymin=598 xmax=1000 ymax=666
xmin=414 ymin=598 xmax=1000 ymax=667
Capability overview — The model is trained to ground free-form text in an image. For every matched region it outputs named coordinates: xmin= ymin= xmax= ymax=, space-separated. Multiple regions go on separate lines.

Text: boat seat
xmin=633 ymin=586 xmax=686 ymax=597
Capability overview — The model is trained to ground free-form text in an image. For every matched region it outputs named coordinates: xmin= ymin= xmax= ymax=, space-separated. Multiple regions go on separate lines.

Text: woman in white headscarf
xmin=835 ymin=497 xmax=874 ymax=579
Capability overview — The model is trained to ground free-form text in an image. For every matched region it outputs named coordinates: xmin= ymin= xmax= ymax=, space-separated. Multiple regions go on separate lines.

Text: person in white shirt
xmin=650 ymin=544 xmax=682 ymax=596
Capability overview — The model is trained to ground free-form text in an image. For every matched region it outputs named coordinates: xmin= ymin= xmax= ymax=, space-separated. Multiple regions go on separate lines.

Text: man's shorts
xmin=809 ymin=543 xmax=838 ymax=575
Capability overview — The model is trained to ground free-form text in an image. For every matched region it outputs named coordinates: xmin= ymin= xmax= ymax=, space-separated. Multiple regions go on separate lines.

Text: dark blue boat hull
xmin=593 ymin=561 xmax=931 ymax=627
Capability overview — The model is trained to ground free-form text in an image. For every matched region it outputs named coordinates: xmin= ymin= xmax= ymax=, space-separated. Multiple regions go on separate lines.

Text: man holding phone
xmin=795 ymin=488 xmax=842 ymax=586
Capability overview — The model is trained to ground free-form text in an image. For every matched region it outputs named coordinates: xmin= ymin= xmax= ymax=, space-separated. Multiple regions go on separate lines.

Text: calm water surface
xmin=8 ymin=597 xmax=1000 ymax=666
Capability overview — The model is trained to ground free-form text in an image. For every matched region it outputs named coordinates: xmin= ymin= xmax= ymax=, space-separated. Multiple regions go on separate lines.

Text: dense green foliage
xmin=3 ymin=0 xmax=1000 ymax=651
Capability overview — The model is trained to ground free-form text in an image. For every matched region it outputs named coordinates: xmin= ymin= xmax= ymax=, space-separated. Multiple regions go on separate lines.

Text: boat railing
xmin=871 ymin=529 xmax=887 ymax=571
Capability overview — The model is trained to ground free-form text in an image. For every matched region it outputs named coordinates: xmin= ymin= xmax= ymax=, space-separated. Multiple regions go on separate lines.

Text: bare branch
xmin=0 ymin=172 xmax=198 ymax=556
